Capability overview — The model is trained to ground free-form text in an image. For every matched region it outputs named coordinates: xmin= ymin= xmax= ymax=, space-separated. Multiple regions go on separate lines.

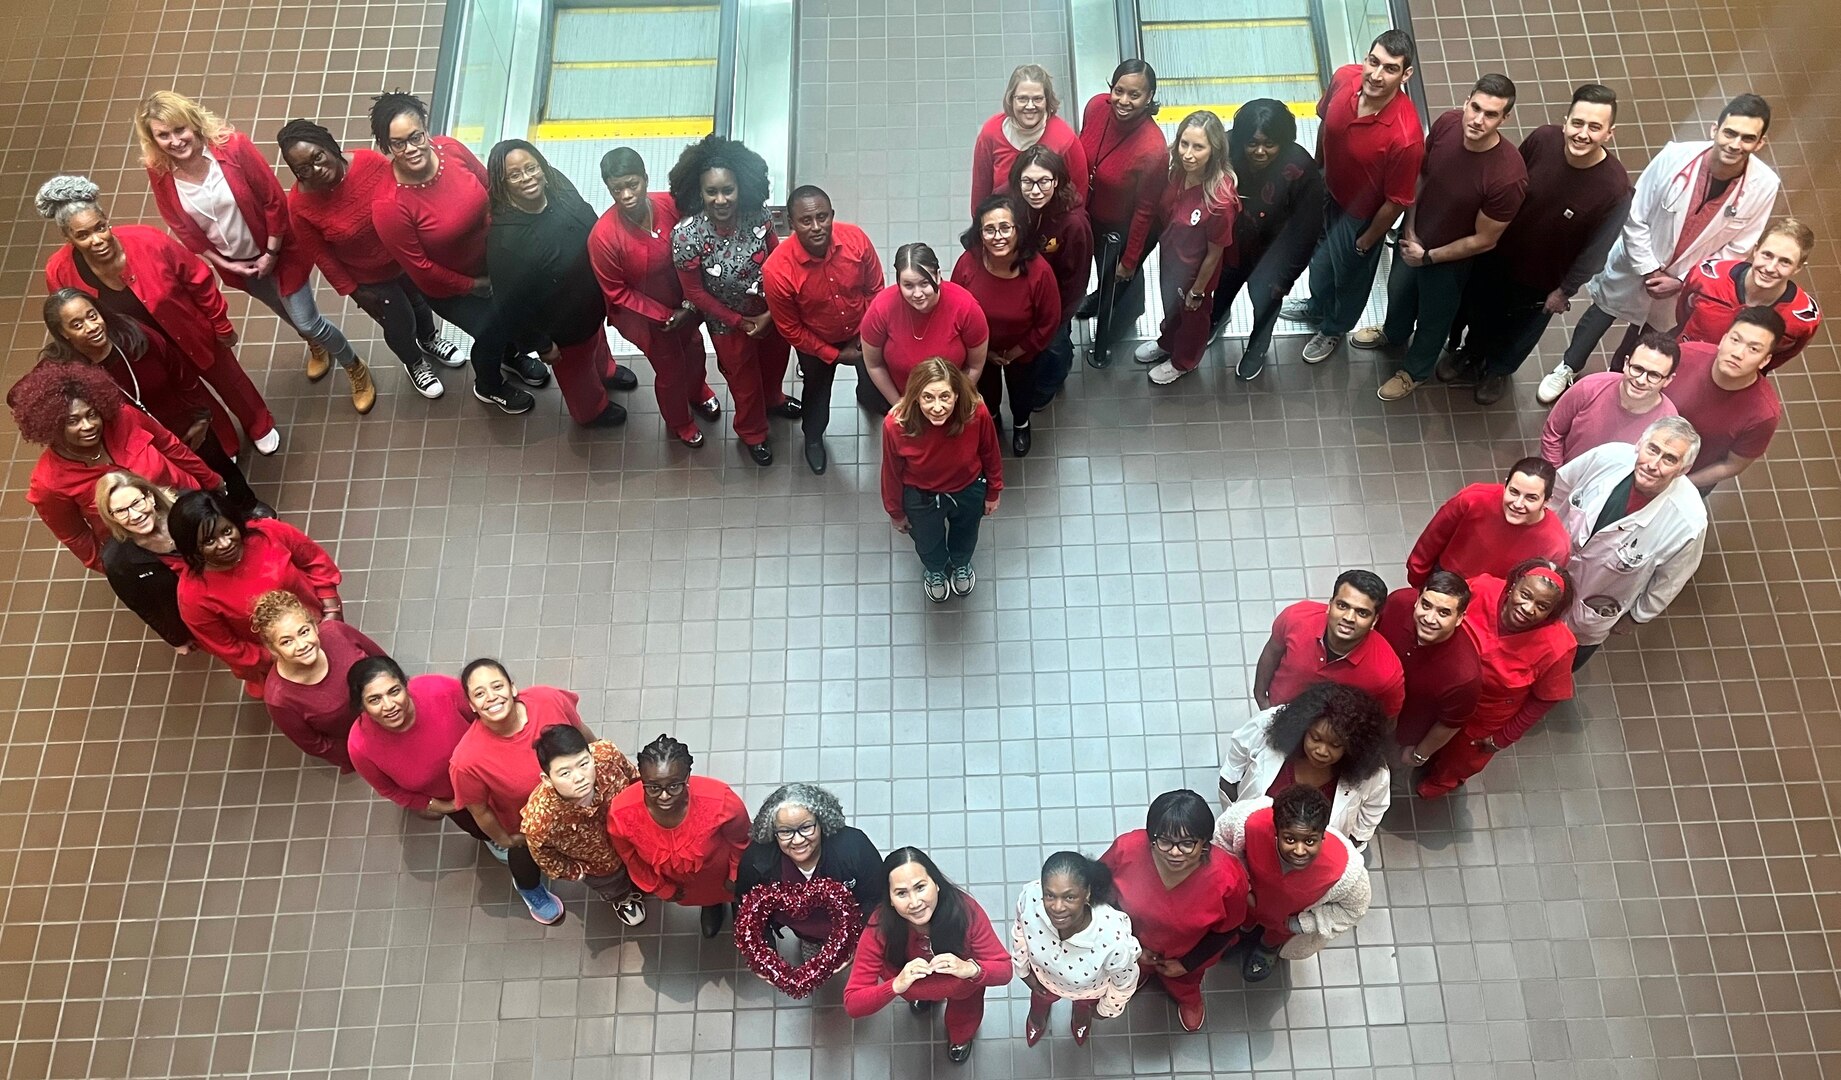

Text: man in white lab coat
xmin=1536 ymin=94 xmax=1780 ymax=405
xmin=1550 ymin=415 xmax=1708 ymax=670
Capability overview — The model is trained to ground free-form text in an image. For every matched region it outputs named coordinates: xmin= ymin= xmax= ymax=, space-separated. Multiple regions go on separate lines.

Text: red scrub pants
xmin=711 ymin=326 xmax=790 ymax=444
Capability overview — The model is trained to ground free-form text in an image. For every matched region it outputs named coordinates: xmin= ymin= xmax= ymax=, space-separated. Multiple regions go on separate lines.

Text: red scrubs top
xmin=1241 ymin=805 xmax=1349 ymax=942
xmin=1459 ymin=575 xmax=1576 ymax=742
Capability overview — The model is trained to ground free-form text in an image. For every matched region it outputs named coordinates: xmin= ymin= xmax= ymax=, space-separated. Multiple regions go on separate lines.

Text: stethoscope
xmin=1661 ymin=146 xmax=1746 ymax=217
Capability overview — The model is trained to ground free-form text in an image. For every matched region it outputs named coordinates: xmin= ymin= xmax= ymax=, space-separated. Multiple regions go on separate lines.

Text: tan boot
xmin=306 ymin=341 xmax=332 ymax=381
xmin=346 ymin=358 xmax=376 ymax=414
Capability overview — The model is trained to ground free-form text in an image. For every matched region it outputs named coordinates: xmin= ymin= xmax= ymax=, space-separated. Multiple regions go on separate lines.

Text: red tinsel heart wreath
xmin=733 ymin=877 xmax=863 ymax=999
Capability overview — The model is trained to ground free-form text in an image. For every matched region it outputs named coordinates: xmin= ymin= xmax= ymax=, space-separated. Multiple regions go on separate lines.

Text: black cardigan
xmin=485 ymin=186 xmax=607 ymax=351
xmin=734 ymin=824 xmax=884 ymax=924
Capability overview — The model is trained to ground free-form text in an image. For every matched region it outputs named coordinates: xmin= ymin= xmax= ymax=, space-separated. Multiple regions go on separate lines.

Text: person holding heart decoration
xmin=842 ymin=848 xmax=1011 ymax=1065
xmin=1010 ymin=851 xmax=1141 ymax=1047
xmin=606 ymin=734 xmax=750 ymax=938
xmin=734 ymin=784 xmax=883 ymax=974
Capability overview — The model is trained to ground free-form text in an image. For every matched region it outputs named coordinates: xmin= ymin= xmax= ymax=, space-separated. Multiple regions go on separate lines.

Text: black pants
xmin=1572 ymin=642 xmax=1601 ymax=671
xmin=856 ymin=359 xmax=894 ymax=414
xmin=447 ymin=808 xmax=491 ymax=842
xmin=1561 ymin=303 xmax=1646 ymax=373
xmin=1208 ymin=244 xmax=1290 ymax=365
xmin=102 ymin=539 xmax=188 ymax=646
xmin=796 ymin=344 xmax=850 ymax=439
xmin=1447 ymin=260 xmax=1555 ymax=377
xmin=426 ymin=291 xmax=511 ymax=393
xmin=976 ymin=356 xmax=1037 ymax=428
xmin=1086 ymin=226 xmax=1154 ymax=352
xmin=352 ymin=275 xmax=439 ymax=370
xmin=902 ymin=477 xmax=987 ymax=574
xmin=193 ymin=432 xmax=263 ymax=519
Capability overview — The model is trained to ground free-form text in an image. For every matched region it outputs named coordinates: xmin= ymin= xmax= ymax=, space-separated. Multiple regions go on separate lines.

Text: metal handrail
xmin=712 ymin=0 xmax=739 ymax=136
xmin=1388 ymin=0 xmax=1432 ymax=128
xmin=428 ymin=0 xmax=472 ymax=134
xmin=1305 ymin=0 xmax=1335 ymax=90
xmin=1118 ymin=0 xmax=1143 ymax=60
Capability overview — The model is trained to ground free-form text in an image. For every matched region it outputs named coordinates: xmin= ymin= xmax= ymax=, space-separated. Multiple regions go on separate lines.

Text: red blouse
xmin=147 ymin=132 xmax=313 ymax=295
xmin=948 ymin=251 xmax=1062 ymax=357
xmin=842 ymin=897 xmax=1013 ymax=1016
xmin=260 ymin=620 xmax=387 ymax=772
xmin=606 ymin=774 xmax=749 ymax=906
xmin=372 ymin=136 xmax=492 ymax=299
xmin=287 ymin=149 xmax=404 ymax=295
xmin=1100 ymin=829 xmax=1247 ymax=964
xmin=46 ymin=226 xmax=238 ymax=375
xmin=175 ymin=518 xmax=342 ymax=684
xmin=1241 ymin=805 xmax=1350 ymax=936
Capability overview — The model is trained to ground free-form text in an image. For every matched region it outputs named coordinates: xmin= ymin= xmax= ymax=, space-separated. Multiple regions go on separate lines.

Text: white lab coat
xmin=1552 ymin=442 xmax=1709 ymax=646
xmin=1586 ymin=139 xmax=1780 ymax=326
xmin=1218 ymin=707 xmax=1391 ymax=847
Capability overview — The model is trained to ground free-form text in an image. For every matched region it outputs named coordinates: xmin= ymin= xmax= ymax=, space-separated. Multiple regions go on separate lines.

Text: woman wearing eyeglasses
xmin=606 ymin=733 xmax=751 ymax=939
xmin=1099 ymin=789 xmax=1248 ymax=1032
xmin=951 ymin=194 xmax=1061 ymax=456
xmin=734 ymin=783 xmax=884 ymax=970
xmin=968 ymin=63 xmax=1089 ymax=214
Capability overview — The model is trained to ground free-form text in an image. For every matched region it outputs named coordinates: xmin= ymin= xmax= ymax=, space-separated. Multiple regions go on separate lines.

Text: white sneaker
xmin=1301 ymin=333 xmax=1340 ymax=364
xmin=1147 ymin=359 xmax=1190 ymax=385
xmin=613 ymin=896 xmax=647 ymax=927
xmin=1535 ymin=362 xmax=1576 ymax=406
xmin=253 ymin=428 xmax=281 ymax=455
xmin=1133 ymin=340 xmax=1167 ymax=364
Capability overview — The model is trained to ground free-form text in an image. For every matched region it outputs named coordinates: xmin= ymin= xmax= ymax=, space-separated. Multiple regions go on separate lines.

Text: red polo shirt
xmin=1376 ymin=588 xmax=1484 ymax=747
xmin=1317 ymin=64 xmax=1424 ymax=222
xmin=1265 ymin=600 xmax=1406 ymax=717
xmin=761 ymin=221 xmax=885 ymax=362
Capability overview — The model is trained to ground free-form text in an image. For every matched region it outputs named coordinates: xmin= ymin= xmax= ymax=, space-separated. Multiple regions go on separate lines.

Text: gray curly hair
xmin=36 ymin=175 xmax=104 ymax=231
xmin=749 ymin=782 xmax=847 ymax=844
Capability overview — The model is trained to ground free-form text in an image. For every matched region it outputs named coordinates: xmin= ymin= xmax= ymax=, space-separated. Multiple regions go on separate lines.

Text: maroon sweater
xmin=1078 ymin=94 xmax=1169 ymax=272
xmin=949 ymin=251 xmax=1062 ymax=357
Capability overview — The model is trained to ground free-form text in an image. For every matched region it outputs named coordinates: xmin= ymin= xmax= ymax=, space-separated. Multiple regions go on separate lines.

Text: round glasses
xmin=772 ymin=821 xmax=820 ymax=842
xmin=1151 ymin=835 xmax=1203 ymax=856
xmin=981 ymin=223 xmax=1017 ymax=238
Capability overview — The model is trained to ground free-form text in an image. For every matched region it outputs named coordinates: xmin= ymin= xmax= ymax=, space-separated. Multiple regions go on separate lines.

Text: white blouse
xmin=174 ymin=149 xmax=259 ymax=259
xmin=1008 ymin=880 xmax=1141 ymax=1017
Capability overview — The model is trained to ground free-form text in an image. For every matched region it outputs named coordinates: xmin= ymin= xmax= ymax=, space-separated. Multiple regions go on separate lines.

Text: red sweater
xmin=1406 ymin=483 xmax=1572 ymax=587
xmin=372 ymin=136 xmax=491 ymax=298
xmin=880 ymin=402 xmax=1004 ymax=518
xmin=175 ymin=518 xmax=342 ymax=684
xmin=46 ymin=226 xmax=238 ymax=375
xmin=26 ymin=404 xmax=221 ymax=572
xmin=1078 ymin=94 xmax=1170 ymax=271
xmin=761 ymin=222 xmax=884 ymax=360
xmin=842 ymin=897 xmax=1013 ymax=1017
xmin=969 ymin=113 xmax=1090 ymax=214
xmin=147 ymin=132 xmax=313 ymax=296
xmin=260 ymin=619 xmax=386 ymax=771
xmin=859 ymin=283 xmax=990 ymax=394
xmin=949 ymin=251 xmax=1061 ymax=357
xmin=287 ymin=149 xmax=404 ymax=295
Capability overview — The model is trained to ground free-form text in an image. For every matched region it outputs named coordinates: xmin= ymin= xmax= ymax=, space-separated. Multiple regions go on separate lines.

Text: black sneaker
xmin=586 ymin=402 xmax=627 ymax=427
xmin=405 ymin=356 xmax=445 ymax=399
xmin=1235 ymin=350 xmax=1267 ymax=381
xmin=473 ymin=383 xmax=535 ymax=414
xmin=606 ymin=364 xmax=639 ymax=391
xmin=420 ymin=337 xmax=466 ymax=368
xmin=502 ymin=351 xmax=551 ymax=388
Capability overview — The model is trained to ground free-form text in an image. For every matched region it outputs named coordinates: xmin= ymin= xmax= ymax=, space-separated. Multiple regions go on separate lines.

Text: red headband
xmin=1523 ymin=566 xmax=1566 ymax=591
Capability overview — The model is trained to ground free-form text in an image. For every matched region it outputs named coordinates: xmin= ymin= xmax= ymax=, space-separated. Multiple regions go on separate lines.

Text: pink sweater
xmin=1539 ymin=372 xmax=1678 ymax=466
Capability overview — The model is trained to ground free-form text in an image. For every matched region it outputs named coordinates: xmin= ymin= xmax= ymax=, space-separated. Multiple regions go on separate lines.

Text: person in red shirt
xmin=1214 ymin=786 xmax=1371 ymax=982
xmin=135 ymin=92 xmax=373 ymax=411
xmin=762 ymin=186 xmax=884 ymax=473
xmin=1100 ymin=790 xmax=1248 ymax=1032
xmin=860 ymin=243 xmax=990 ymax=411
xmin=1376 ymin=574 xmax=1484 ymax=755
xmin=605 ymin=734 xmax=749 ymax=938
xmin=251 ymin=590 xmax=386 ymax=772
xmin=346 ymin=656 xmax=485 ymax=843
xmin=1406 ymin=458 xmax=1571 ymax=585
xmin=278 ymin=119 xmax=454 ymax=400
xmin=1664 ymin=308 xmax=1784 ymax=491
xmin=1253 ymin=570 xmax=1406 ymax=717
xmin=13 ymin=362 xmax=222 ymax=573
xmin=1675 ymin=217 xmax=1821 ymax=372
xmin=1540 ymin=335 xmax=1679 ymax=466
xmin=881 ymin=360 xmax=1004 ymax=604
xmin=1134 ymin=110 xmax=1240 ymax=386
xmin=589 ymin=147 xmax=721 ymax=448
xmin=369 ymin=92 xmax=548 ymax=415
xmin=1076 ymin=60 xmax=1169 ymax=354
xmin=969 ymin=63 xmax=1089 ymax=214
xmin=951 ymin=194 xmax=1060 ymax=454
xmin=450 ymin=659 xmax=594 ymax=924
xmin=1289 ymin=31 xmax=1425 ymax=363
xmin=39 ymin=175 xmax=280 ymax=454
xmin=1414 ymin=563 xmax=1576 ymax=797
xmin=1009 ymin=146 xmax=1093 ymax=409
xmin=169 ymin=490 xmax=344 ymax=698
xmin=843 ymin=847 xmax=1013 ymax=1065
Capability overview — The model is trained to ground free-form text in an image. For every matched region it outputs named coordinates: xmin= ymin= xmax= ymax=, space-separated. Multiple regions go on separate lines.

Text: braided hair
xmin=368 ymin=90 xmax=428 ymax=151
xmin=275 ymin=118 xmax=346 ymax=162
xmin=636 ymin=733 xmax=695 ymax=774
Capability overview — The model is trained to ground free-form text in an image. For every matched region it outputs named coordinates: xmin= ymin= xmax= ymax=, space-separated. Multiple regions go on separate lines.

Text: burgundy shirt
xmin=1376 ymin=588 xmax=1484 ymax=748
xmin=1663 ymin=342 xmax=1782 ymax=467
xmin=1411 ymin=110 xmax=1528 ymax=251
xmin=1491 ymin=125 xmax=1630 ymax=293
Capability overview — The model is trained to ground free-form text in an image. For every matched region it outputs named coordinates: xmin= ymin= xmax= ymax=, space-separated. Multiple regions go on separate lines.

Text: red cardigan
xmin=287 ymin=149 xmax=404 ymax=295
xmin=146 ymin=131 xmax=313 ymax=295
xmin=26 ymin=404 xmax=221 ymax=572
xmin=842 ymin=897 xmax=1013 ymax=1017
xmin=175 ymin=518 xmax=342 ymax=685
xmin=46 ymin=226 xmax=237 ymax=374
xmin=969 ymin=113 xmax=1091 ymax=215
xmin=1078 ymin=94 xmax=1170 ymax=272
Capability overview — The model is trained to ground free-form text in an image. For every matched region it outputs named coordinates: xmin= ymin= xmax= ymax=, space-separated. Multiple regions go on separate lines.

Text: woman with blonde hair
xmin=1136 ymin=110 xmax=1240 ymax=386
xmin=135 ymin=91 xmax=374 ymax=412
xmin=879 ymin=359 xmax=1003 ymax=603
xmin=968 ymin=63 xmax=1088 ymax=214
xmin=251 ymin=589 xmax=386 ymax=772
xmin=95 ymin=471 xmax=190 ymax=650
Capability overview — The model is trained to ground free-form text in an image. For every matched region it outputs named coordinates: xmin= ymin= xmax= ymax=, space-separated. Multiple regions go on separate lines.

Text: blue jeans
xmin=1381 ymin=250 xmax=1474 ymax=381
xmin=1303 ymin=197 xmax=1386 ymax=336
xmin=242 ymin=274 xmax=359 ymax=368
xmin=1031 ymin=323 xmax=1075 ymax=407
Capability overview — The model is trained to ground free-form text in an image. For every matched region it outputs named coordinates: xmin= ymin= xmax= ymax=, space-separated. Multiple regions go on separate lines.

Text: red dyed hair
xmin=7 ymin=361 xmax=125 ymax=446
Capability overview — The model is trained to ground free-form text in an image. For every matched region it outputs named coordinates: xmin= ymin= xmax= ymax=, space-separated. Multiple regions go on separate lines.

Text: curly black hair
xmin=666 ymin=135 xmax=771 ymax=217
xmin=1265 ymin=681 xmax=1391 ymax=785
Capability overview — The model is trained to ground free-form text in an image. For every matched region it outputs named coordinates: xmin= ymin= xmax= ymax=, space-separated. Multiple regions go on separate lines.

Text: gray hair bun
xmin=35 ymin=175 xmax=101 ymax=220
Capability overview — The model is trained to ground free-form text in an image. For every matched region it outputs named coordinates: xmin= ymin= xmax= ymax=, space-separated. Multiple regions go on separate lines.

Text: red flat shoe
xmin=1178 ymin=999 xmax=1205 ymax=1032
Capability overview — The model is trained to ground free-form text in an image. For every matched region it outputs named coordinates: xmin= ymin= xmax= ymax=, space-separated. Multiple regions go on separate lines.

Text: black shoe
xmin=746 ymin=441 xmax=773 ymax=466
xmin=1435 ymin=349 xmax=1482 ymax=385
xmin=472 ymin=383 xmax=535 ymax=414
xmin=1235 ymin=350 xmax=1267 ymax=381
xmin=247 ymin=502 xmax=277 ymax=520
xmin=606 ymin=364 xmax=639 ymax=391
xmin=908 ymin=999 xmax=935 ymax=1014
xmin=1011 ymin=422 xmax=1031 ymax=457
xmin=804 ymin=438 xmax=827 ymax=474
xmin=700 ymin=904 xmax=725 ymax=938
xmin=502 ymin=351 xmax=550 ymax=388
xmin=1473 ymin=373 xmax=1510 ymax=406
xmin=947 ymin=1042 xmax=972 ymax=1065
xmin=693 ymin=395 xmax=722 ymax=420
xmin=586 ymin=402 xmax=628 ymax=427
xmin=1073 ymin=291 xmax=1100 ymax=321
xmin=770 ymin=396 xmax=803 ymax=419
xmin=1242 ymin=943 xmax=1280 ymax=983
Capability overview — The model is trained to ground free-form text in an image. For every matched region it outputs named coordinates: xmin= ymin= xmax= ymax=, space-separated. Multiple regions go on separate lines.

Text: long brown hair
xmin=1167 ymin=110 xmax=1239 ymax=216
xmin=891 ymin=359 xmax=978 ymax=438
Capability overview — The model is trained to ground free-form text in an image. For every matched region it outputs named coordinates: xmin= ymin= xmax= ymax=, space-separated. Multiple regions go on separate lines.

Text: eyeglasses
xmin=981 ymin=223 xmax=1017 ymax=238
xmin=1017 ymin=177 xmax=1055 ymax=191
xmin=1151 ymin=835 xmax=1203 ymax=856
xmin=1012 ymin=95 xmax=1047 ymax=107
xmin=505 ymin=164 xmax=543 ymax=182
xmin=386 ymin=129 xmax=429 ymax=152
xmin=1625 ymin=362 xmax=1671 ymax=384
xmin=641 ymin=780 xmax=687 ymax=797
xmin=772 ymin=821 xmax=820 ymax=842
xmin=116 ymin=494 xmax=155 ymax=516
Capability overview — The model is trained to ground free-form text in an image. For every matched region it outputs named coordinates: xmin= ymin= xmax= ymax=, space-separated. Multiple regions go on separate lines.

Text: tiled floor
xmin=0 ymin=0 xmax=1838 ymax=1078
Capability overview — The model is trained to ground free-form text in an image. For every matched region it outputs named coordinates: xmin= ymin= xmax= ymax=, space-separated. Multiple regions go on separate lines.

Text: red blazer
xmin=46 ymin=226 xmax=237 ymax=374
xmin=147 ymin=131 xmax=313 ymax=295
xmin=26 ymin=404 xmax=221 ymax=572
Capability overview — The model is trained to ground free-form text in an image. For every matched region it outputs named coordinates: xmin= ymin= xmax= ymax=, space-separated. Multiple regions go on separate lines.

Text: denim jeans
xmin=1303 ymin=197 xmax=1386 ymax=336
xmin=902 ymin=476 xmax=988 ymax=574
xmin=1030 ymin=323 xmax=1075 ymax=407
xmin=241 ymin=274 xmax=358 ymax=368
xmin=1381 ymin=251 xmax=1474 ymax=381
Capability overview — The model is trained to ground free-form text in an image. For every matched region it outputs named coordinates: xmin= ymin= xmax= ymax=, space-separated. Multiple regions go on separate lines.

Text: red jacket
xmin=969 ymin=113 xmax=1090 ymax=215
xmin=1675 ymin=256 xmax=1823 ymax=372
xmin=26 ymin=404 xmax=221 ymax=572
xmin=287 ymin=149 xmax=405 ymax=295
xmin=175 ymin=518 xmax=342 ymax=684
xmin=1078 ymin=93 xmax=1169 ymax=272
xmin=880 ymin=402 xmax=1004 ymax=518
xmin=46 ymin=226 xmax=238 ymax=375
xmin=146 ymin=131 xmax=313 ymax=296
